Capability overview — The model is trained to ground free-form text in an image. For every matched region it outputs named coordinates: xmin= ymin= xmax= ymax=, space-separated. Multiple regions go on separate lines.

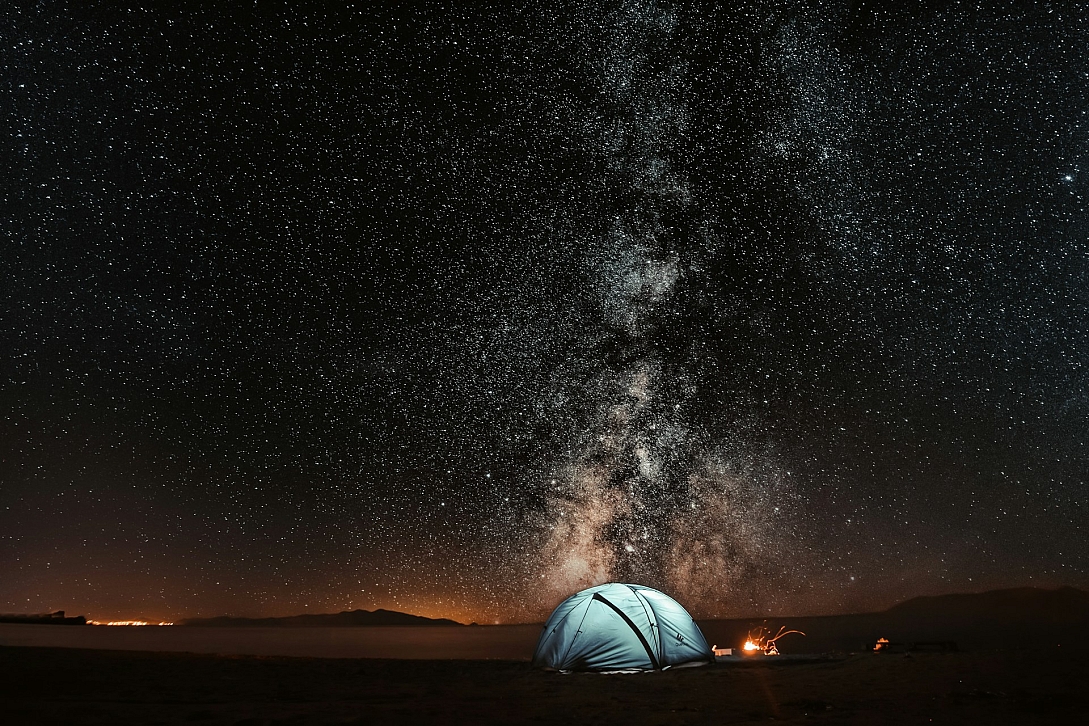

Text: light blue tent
xmin=532 ymin=583 xmax=714 ymax=671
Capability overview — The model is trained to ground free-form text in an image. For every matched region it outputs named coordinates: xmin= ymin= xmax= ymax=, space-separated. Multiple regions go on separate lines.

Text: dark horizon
xmin=179 ymin=583 xmax=1089 ymax=626
xmin=4 ymin=2 xmax=1088 ymax=626
xmin=10 ymin=583 xmax=1086 ymax=628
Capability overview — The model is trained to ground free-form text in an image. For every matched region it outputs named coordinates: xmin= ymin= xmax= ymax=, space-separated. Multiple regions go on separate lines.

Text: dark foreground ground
xmin=2 ymin=645 xmax=1087 ymax=725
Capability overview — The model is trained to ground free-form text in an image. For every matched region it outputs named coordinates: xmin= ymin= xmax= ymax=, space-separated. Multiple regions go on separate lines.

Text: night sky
xmin=3 ymin=1 xmax=1088 ymax=624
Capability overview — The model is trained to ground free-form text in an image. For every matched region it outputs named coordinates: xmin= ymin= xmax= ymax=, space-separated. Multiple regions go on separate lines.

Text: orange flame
xmin=742 ymin=623 xmax=806 ymax=655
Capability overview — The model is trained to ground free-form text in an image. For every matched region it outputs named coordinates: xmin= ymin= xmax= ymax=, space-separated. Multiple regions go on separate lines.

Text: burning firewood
xmin=742 ymin=623 xmax=806 ymax=655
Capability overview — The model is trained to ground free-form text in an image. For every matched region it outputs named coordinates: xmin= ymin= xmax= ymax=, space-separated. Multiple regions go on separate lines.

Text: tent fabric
xmin=531 ymin=582 xmax=714 ymax=672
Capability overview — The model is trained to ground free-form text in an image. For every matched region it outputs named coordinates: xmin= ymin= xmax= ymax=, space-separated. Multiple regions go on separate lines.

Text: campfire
xmin=742 ymin=624 xmax=806 ymax=656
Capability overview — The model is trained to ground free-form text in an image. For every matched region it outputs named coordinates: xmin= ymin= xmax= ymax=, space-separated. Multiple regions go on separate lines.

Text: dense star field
xmin=3 ymin=2 xmax=1088 ymax=623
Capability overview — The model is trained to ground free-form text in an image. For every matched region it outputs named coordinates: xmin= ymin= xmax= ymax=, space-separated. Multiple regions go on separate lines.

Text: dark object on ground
xmin=873 ymin=638 xmax=906 ymax=653
xmin=909 ymin=641 xmax=958 ymax=652
xmin=874 ymin=640 xmax=957 ymax=654
xmin=0 ymin=611 xmax=86 ymax=626
xmin=178 ymin=608 xmax=463 ymax=628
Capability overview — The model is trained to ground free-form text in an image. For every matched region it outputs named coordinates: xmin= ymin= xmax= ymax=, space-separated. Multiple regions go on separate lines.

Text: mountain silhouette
xmin=178 ymin=608 xmax=463 ymax=627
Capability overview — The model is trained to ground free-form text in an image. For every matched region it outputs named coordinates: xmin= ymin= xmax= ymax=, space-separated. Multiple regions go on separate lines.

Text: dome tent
xmin=532 ymin=583 xmax=714 ymax=672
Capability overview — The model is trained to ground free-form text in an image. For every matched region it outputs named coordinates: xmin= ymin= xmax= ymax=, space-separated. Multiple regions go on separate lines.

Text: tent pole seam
xmin=630 ymin=587 xmax=661 ymax=661
xmin=542 ymin=597 xmax=587 ymax=644
xmin=592 ymin=593 xmax=661 ymax=670
xmin=558 ymin=597 xmax=594 ymax=669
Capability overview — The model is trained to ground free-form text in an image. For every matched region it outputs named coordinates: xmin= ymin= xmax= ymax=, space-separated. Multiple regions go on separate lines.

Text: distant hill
xmin=698 ymin=586 xmax=1089 ymax=654
xmin=885 ymin=585 xmax=1089 ymax=621
xmin=179 ymin=608 xmax=463 ymax=628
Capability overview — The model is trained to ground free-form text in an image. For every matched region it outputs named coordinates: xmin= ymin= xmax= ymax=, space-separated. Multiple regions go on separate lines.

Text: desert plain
xmin=2 ymin=642 xmax=1087 ymax=725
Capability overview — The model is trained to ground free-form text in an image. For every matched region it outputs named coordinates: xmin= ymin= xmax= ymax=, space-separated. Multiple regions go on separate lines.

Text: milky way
xmin=523 ymin=1 xmax=803 ymax=614
xmin=2 ymin=2 xmax=1088 ymax=622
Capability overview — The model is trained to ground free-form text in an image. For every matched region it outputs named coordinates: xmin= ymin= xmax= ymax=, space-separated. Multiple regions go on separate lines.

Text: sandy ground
xmin=2 ymin=645 xmax=1087 ymax=725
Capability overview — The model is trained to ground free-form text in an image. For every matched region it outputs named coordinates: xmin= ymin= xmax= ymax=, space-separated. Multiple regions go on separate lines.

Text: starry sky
xmin=3 ymin=1 xmax=1088 ymax=624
